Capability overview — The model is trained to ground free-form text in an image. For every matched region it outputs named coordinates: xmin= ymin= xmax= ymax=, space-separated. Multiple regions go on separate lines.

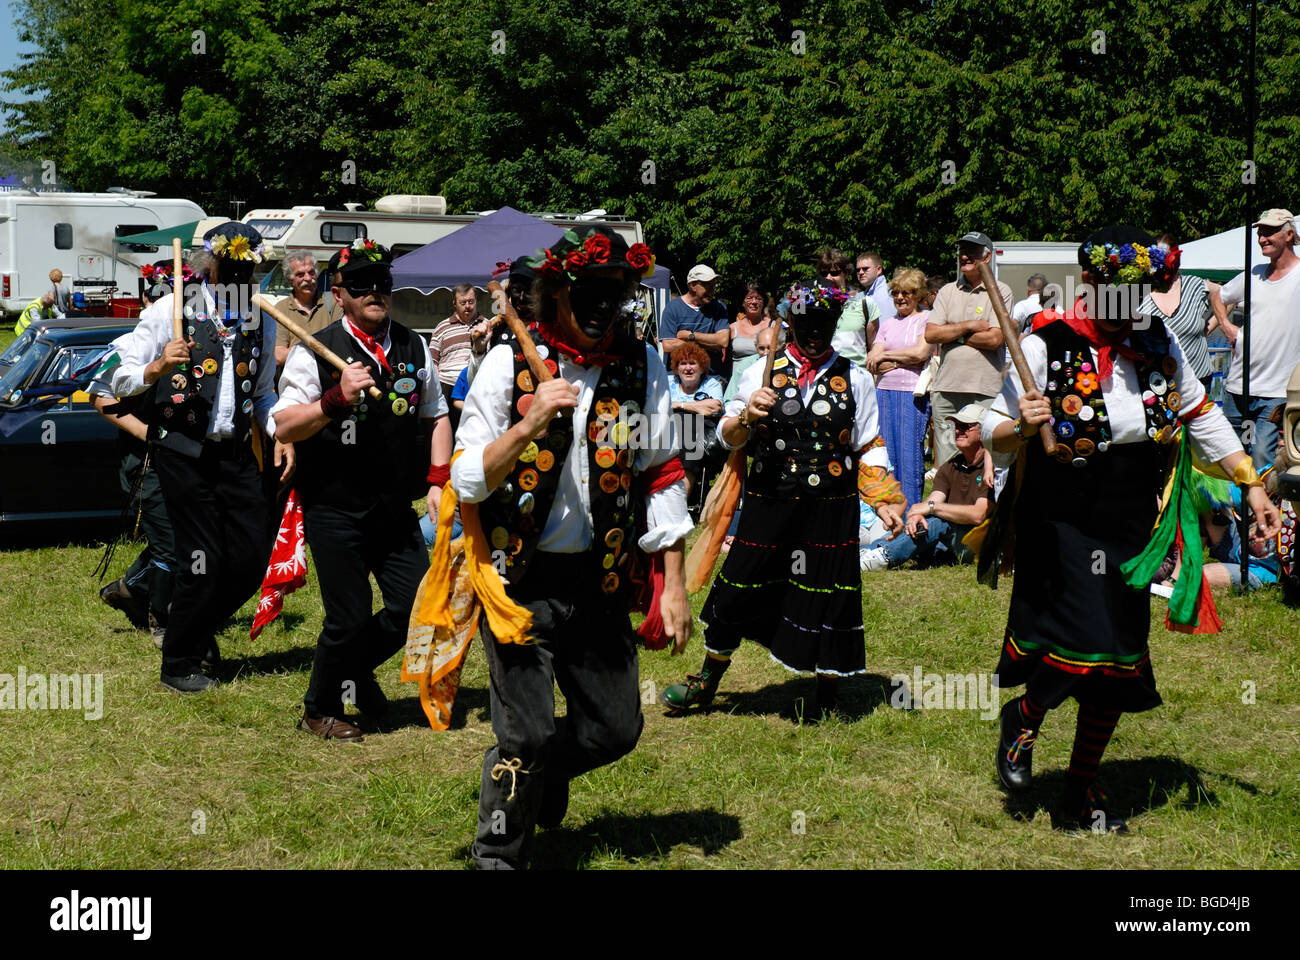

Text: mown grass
xmin=0 ymin=533 xmax=1297 ymax=870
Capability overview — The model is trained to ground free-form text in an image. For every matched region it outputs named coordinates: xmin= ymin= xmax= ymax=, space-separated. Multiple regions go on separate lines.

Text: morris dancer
xmin=981 ymin=226 xmax=1279 ymax=832
xmin=272 ymin=241 xmax=451 ymax=741
xmin=662 ymin=278 xmax=906 ymax=717
xmin=108 ymin=223 xmax=292 ymax=692
xmin=445 ymin=227 xmax=691 ymax=869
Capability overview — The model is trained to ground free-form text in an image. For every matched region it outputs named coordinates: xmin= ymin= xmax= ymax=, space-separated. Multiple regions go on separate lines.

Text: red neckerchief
xmin=535 ymin=322 xmax=618 ymax=368
xmin=1059 ymin=298 xmax=1143 ymax=380
xmin=345 ymin=318 xmax=392 ymax=374
xmin=785 ymin=342 xmax=832 ymax=389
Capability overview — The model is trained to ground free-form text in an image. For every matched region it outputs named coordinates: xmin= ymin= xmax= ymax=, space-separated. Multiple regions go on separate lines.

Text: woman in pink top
xmin=866 ymin=267 xmax=934 ymax=506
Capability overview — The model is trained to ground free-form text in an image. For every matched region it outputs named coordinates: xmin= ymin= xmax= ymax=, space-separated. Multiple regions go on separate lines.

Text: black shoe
xmin=537 ymin=773 xmax=570 ymax=829
xmin=1058 ymin=783 xmax=1129 ymax=835
xmin=997 ymin=699 xmax=1036 ymax=792
xmin=201 ymin=644 xmax=221 ymax=672
xmin=815 ymin=675 xmax=840 ymax=719
xmin=101 ymin=578 xmax=149 ymax=629
xmin=160 ymin=672 xmax=219 ymax=694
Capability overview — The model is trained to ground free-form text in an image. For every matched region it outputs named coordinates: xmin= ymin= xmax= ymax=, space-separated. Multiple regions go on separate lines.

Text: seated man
xmin=861 ymin=404 xmax=993 ymax=570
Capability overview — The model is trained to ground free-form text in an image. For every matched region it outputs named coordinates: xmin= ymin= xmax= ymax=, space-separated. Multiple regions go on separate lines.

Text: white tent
xmin=1180 ymin=223 xmax=1299 ymax=283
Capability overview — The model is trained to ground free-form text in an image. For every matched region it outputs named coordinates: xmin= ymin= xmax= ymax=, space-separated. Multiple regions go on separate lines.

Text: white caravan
xmin=0 ymin=188 xmax=206 ymax=315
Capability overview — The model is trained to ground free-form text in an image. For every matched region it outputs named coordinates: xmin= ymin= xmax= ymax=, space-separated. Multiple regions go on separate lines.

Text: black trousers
xmin=153 ymin=442 xmax=273 ymax=677
xmin=301 ymin=497 xmax=428 ymax=718
xmin=472 ymin=554 xmax=644 ymax=869
xmin=120 ymin=448 xmax=176 ymax=622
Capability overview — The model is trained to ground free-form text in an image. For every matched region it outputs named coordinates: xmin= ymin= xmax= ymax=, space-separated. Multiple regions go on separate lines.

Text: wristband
xmin=320 ymin=383 xmax=350 ymax=419
xmin=1232 ymin=458 xmax=1263 ymax=488
xmin=737 ymin=408 xmax=753 ymax=429
xmin=427 ymin=463 xmax=450 ymax=487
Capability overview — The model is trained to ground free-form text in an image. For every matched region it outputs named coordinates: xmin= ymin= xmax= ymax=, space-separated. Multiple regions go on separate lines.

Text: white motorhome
xmin=991 ymin=241 xmax=1080 ymax=302
xmin=0 ymin=188 xmax=206 ymax=315
xmin=245 ymin=196 xmax=649 ymax=333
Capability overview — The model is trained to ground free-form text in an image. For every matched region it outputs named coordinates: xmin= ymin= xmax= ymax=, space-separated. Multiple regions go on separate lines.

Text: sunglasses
xmin=339 ymin=277 xmax=393 ymax=297
xmin=952 ymin=421 xmax=980 ymax=433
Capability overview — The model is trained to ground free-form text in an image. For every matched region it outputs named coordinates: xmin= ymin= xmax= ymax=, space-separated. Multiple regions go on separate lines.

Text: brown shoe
xmin=299 ymin=712 xmax=365 ymax=742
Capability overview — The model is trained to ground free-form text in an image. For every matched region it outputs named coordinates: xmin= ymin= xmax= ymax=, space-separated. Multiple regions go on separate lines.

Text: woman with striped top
xmin=1140 ymin=234 xmax=1222 ymax=393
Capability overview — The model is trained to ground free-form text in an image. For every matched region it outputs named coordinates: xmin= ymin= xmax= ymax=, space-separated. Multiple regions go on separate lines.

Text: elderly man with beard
xmin=661 ymin=278 xmax=906 ymax=717
xmin=107 ymin=222 xmax=292 ymax=693
xmin=981 ymin=225 xmax=1279 ymax=833
xmin=273 ymin=240 xmax=452 ymax=741
xmin=275 ymin=249 xmax=337 ymax=370
xmin=448 ymin=227 xmax=692 ymax=869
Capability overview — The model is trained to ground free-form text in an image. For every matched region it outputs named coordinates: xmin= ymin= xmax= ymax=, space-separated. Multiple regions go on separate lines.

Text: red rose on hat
xmin=534 ymin=249 xmax=564 ymax=279
xmin=584 ymin=233 xmax=612 ymax=262
xmin=564 ymin=249 xmax=591 ymax=272
xmin=626 ymin=242 xmax=654 ymax=277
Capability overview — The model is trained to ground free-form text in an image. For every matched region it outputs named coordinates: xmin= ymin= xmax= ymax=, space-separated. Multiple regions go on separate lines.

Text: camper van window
xmin=115 ymin=225 xmax=158 ymax=253
xmin=247 ymin=220 xmax=293 ymax=241
xmin=320 ymin=222 xmax=366 ymax=244
xmin=54 ymin=223 xmax=73 ymax=250
xmin=391 ymin=244 xmax=420 ymax=259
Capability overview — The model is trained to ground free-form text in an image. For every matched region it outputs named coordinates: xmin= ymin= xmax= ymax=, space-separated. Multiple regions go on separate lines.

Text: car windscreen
xmin=0 ymin=327 xmax=39 ymax=367
xmin=0 ymin=342 xmax=54 ymax=405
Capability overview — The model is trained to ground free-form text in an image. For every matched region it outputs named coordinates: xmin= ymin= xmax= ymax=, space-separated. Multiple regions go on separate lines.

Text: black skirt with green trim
xmin=700 ymin=488 xmax=864 ymax=675
xmin=995 ymin=441 xmax=1169 ymax=713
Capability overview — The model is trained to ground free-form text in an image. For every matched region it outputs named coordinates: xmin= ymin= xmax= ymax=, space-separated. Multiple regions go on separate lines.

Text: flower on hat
xmin=626 ymin=242 xmax=655 ymax=279
xmin=786 ymin=281 xmax=852 ymax=312
xmin=1083 ymin=239 xmax=1179 ymax=287
xmin=208 ymin=234 xmax=229 ymax=257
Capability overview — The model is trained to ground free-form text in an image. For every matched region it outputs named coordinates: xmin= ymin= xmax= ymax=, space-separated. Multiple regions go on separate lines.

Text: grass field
xmin=1 ymin=528 xmax=1297 ymax=870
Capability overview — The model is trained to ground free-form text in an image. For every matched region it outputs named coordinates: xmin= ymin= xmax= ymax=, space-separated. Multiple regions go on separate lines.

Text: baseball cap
xmin=947 ymin=403 xmax=987 ymax=425
xmin=686 ymin=264 xmax=718 ymax=284
xmin=956 ymin=232 xmax=994 ymax=253
xmin=1253 ymin=208 xmax=1295 ymax=229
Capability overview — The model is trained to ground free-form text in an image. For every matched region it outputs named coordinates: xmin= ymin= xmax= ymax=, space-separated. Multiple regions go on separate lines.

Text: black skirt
xmin=700 ymin=487 xmax=864 ymax=675
xmin=996 ymin=442 xmax=1170 ymax=713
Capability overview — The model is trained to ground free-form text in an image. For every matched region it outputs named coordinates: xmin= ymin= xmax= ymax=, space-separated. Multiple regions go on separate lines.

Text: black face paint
xmin=791 ymin=307 xmax=838 ymax=354
xmin=569 ymin=276 xmax=627 ymax=338
xmin=509 ymin=279 xmax=534 ymax=320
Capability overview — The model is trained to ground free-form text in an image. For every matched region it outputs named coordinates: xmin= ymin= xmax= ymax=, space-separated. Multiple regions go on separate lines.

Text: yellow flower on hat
xmin=227 ymin=234 xmax=252 ymax=260
xmin=209 ymin=234 xmax=229 ymax=257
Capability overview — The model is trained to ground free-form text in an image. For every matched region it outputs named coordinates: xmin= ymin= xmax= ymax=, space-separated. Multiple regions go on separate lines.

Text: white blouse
xmin=451 ymin=341 xmax=693 ymax=554
xmin=981 ymin=328 xmax=1241 ymax=470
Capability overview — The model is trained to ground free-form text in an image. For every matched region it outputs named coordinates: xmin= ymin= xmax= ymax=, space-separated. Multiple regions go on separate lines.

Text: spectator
xmin=825 ymin=247 xmax=879 ymax=366
xmin=668 ymin=341 xmax=724 ymax=499
xmin=48 ymin=269 xmax=69 ymax=318
xmin=730 ymin=280 xmax=773 ymax=363
xmin=1216 ymin=208 xmax=1300 ymax=470
xmin=13 ymin=291 xmax=55 ymax=336
xmin=854 ymin=251 xmax=897 ymax=322
xmin=429 ymin=282 xmax=489 ymax=429
xmin=1139 ymin=234 xmax=1220 ymax=394
xmin=659 ymin=264 xmax=730 ymax=378
xmin=860 ymin=404 xmax=993 ymax=570
xmin=866 ymin=267 xmax=934 ymax=506
xmin=275 ymin=250 xmax=337 ymax=369
xmin=1011 ymin=273 xmax=1048 ymax=333
xmin=924 ymin=231 xmax=1013 ymax=466
xmin=723 ymin=325 xmax=775 ymax=403
xmin=924 ymin=275 xmax=945 ymax=310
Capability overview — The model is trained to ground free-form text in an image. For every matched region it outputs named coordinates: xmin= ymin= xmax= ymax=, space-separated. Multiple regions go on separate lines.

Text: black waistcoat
xmin=150 ymin=310 xmax=260 ymax=459
xmin=476 ymin=334 xmax=648 ymax=599
xmin=293 ymin=320 xmax=431 ymax=511
xmin=1035 ymin=317 xmax=1181 ymax=475
xmin=747 ymin=351 xmax=858 ymax=498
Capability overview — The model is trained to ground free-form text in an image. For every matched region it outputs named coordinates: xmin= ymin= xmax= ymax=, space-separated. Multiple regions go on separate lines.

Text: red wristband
xmin=427 ymin=463 xmax=450 ymax=486
xmin=320 ymin=383 xmax=350 ymax=418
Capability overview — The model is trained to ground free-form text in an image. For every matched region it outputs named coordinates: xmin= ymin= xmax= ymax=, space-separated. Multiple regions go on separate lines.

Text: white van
xmin=246 ymin=197 xmax=648 ymax=334
xmin=0 ymin=188 xmax=206 ymax=315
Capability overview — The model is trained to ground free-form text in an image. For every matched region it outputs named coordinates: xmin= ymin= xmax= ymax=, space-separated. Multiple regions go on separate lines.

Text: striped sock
xmin=1017 ymin=693 xmax=1047 ymax=729
xmin=1067 ymin=703 xmax=1122 ymax=784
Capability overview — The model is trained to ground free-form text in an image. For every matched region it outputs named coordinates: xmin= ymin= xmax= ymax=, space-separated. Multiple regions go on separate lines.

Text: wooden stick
xmin=486 ymin=281 xmax=551 ymax=384
xmin=251 ymin=294 xmax=382 ymax=399
xmin=977 ymin=260 xmax=1057 ymax=455
xmin=171 ymin=237 xmax=184 ymax=342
